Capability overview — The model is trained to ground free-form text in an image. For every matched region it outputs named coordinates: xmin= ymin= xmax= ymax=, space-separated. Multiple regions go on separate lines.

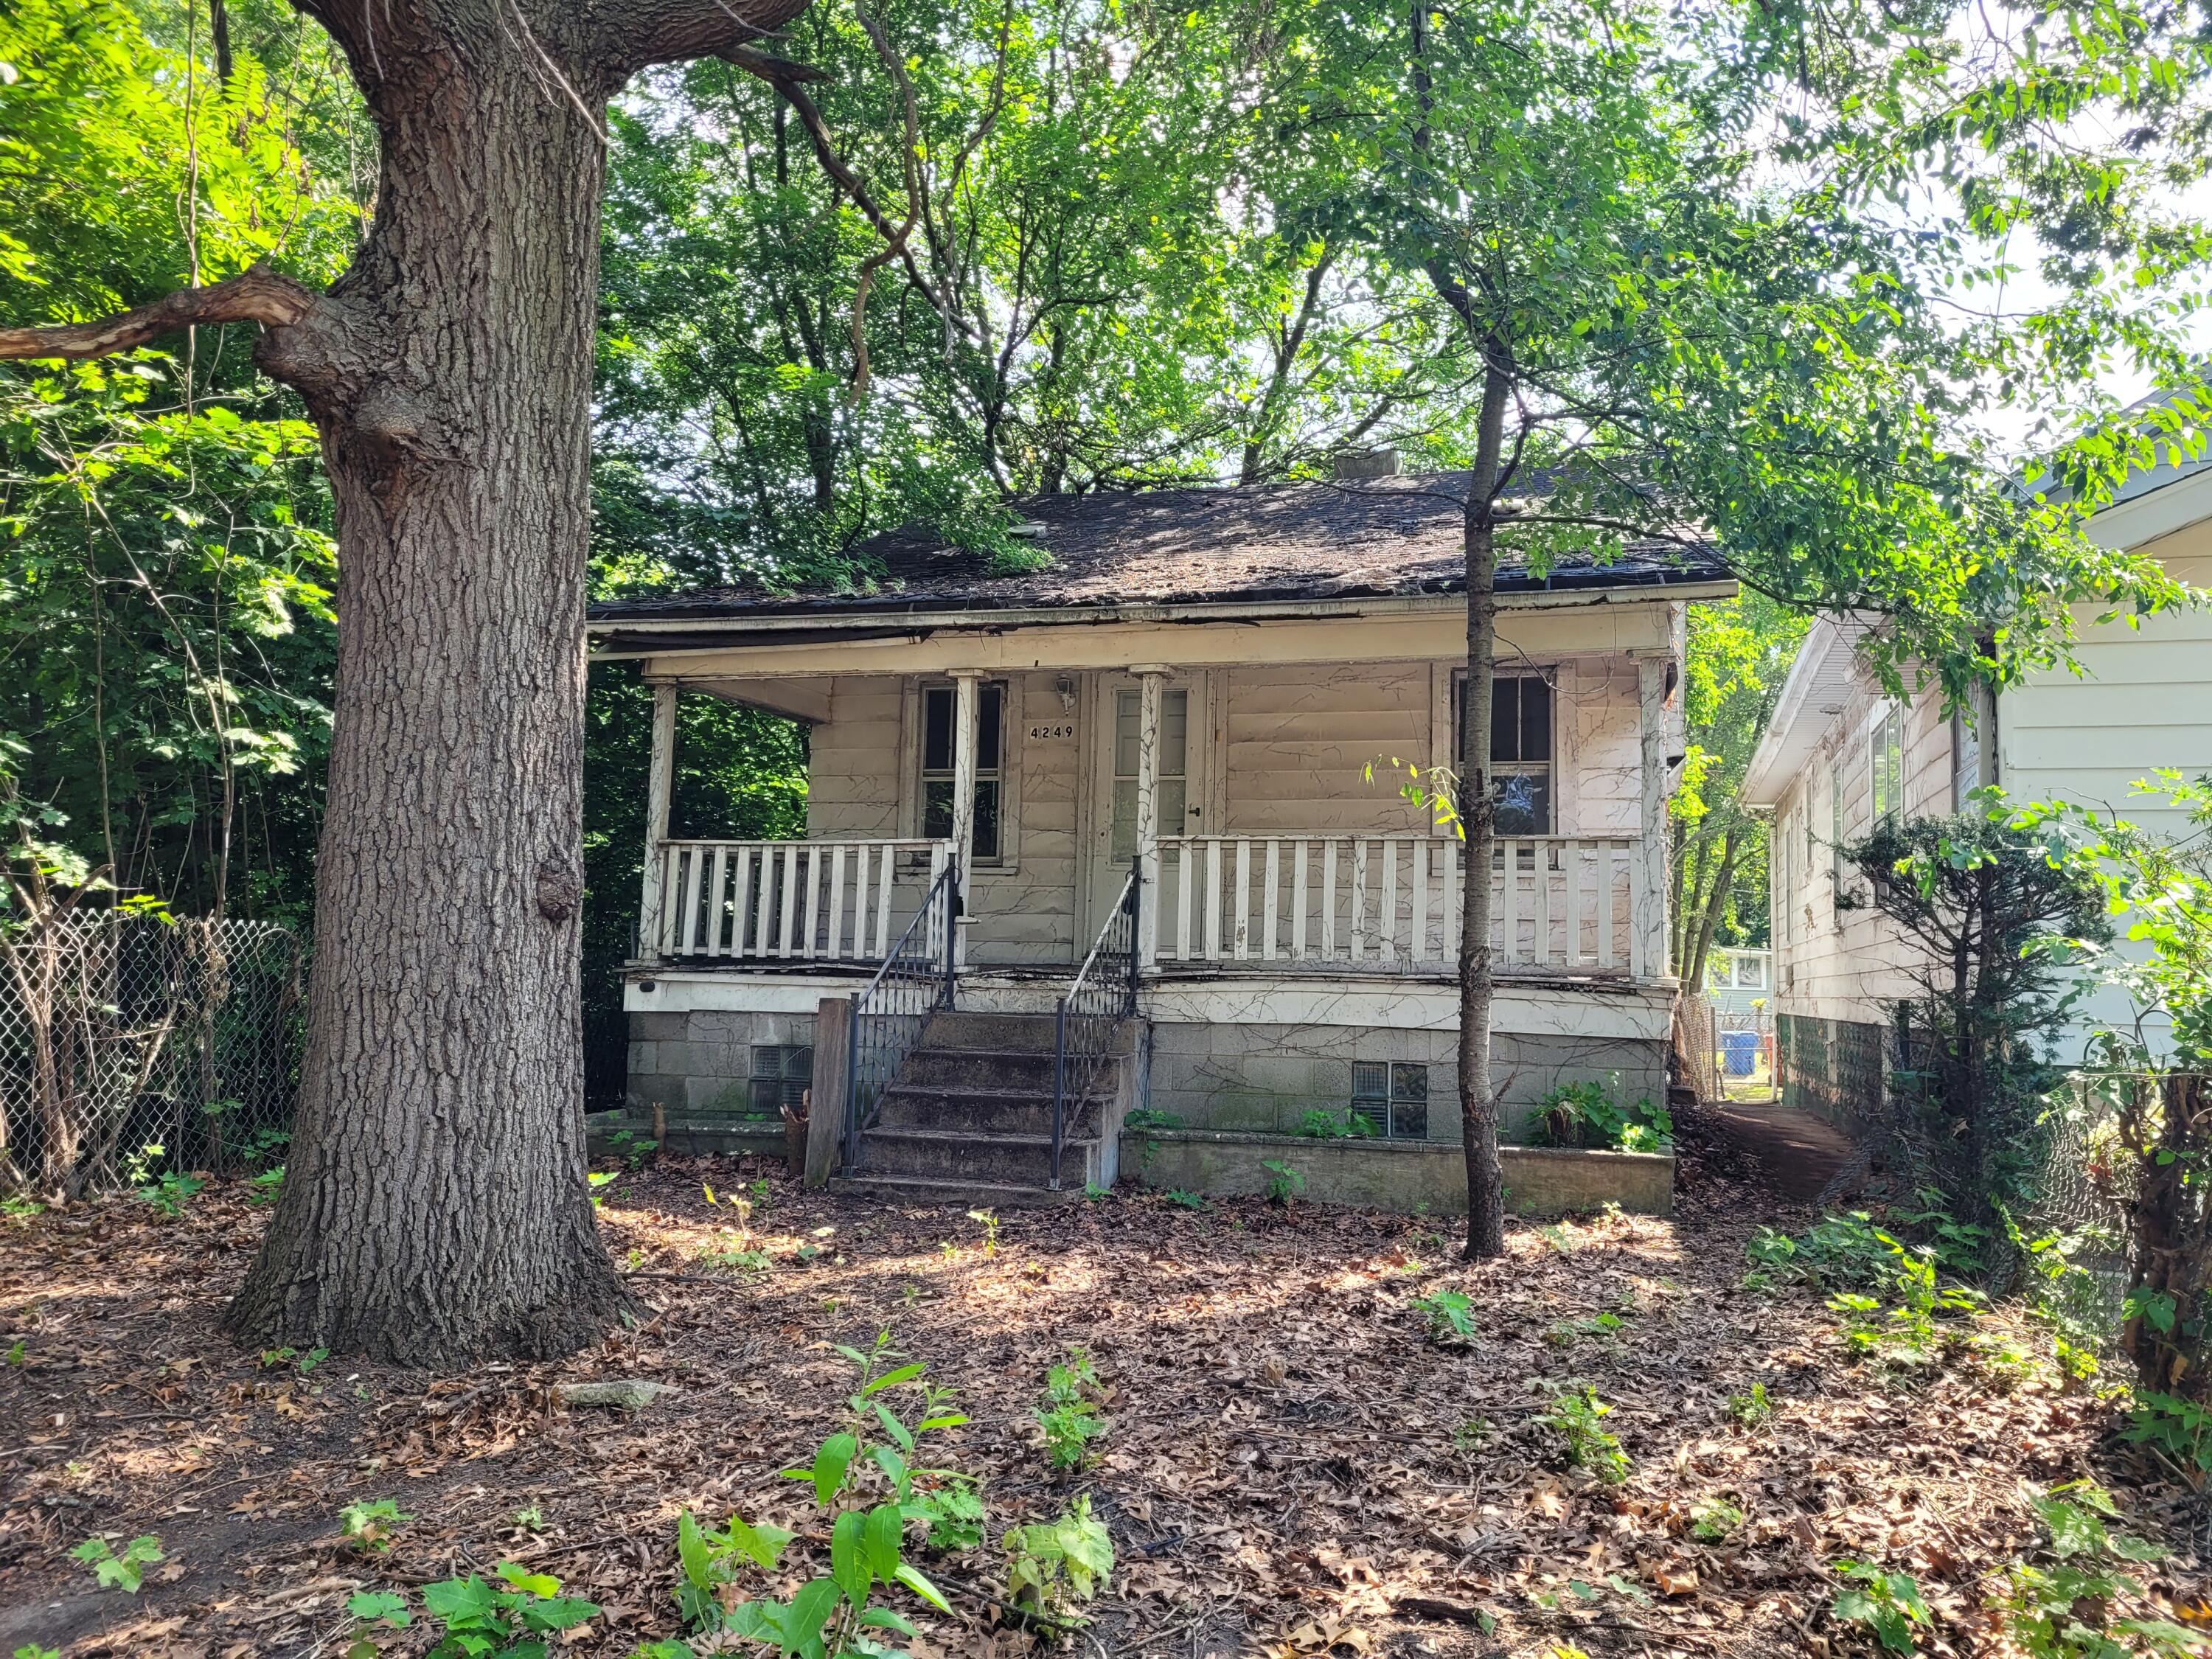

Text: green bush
xmin=1531 ymin=1077 xmax=1672 ymax=1152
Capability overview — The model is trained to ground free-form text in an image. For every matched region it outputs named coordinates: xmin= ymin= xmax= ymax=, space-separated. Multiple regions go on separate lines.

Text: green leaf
xmin=676 ymin=1511 xmax=714 ymax=1590
xmin=422 ymin=1577 xmax=498 ymax=1621
xmin=860 ymin=1362 xmax=927 ymax=1397
xmin=863 ymin=1503 xmax=906 ymax=1582
xmin=894 ymin=1562 xmax=952 ymax=1613
xmin=783 ymin=1578 xmax=841 ymax=1655
xmin=728 ymin=1514 xmax=795 ymax=1571
xmin=347 ymin=1590 xmax=411 ymax=1625
xmin=873 ymin=1401 xmax=916 ymax=1453
xmin=831 ymin=1510 xmax=871 ymax=1601
xmin=495 ymin=1562 xmax=561 ymax=1599
xmin=811 ymin=1433 xmax=858 ymax=1508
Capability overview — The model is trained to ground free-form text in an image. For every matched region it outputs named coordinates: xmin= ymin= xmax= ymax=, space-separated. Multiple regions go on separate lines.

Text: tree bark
xmin=4 ymin=0 xmax=815 ymax=1363
xmin=1457 ymin=354 xmax=1511 ymax=1261
xmin=221 ymin=41 xmax=636 ymax=1364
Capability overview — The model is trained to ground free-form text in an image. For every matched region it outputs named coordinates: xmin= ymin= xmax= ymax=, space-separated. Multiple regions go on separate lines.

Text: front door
xmin=1082 ymin=675 xmax=1203 ymax=943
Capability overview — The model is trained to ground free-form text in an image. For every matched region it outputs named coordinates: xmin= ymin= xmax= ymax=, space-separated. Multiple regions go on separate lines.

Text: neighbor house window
xmin=1456 ymin=675 xmax=1554 ymax=835
xmin=1868 ymin=703 xmax=1905 ymax=824
xmin=1352 ymin=1060 xmax=1428 ymax=1140
xmin=1829 ymin=751 xmax=1846 ymax=914
xmin=920 ymin=681 xmax=1004 ymax=863
xmin=749 ymin=1045 xmax=812 ymax=1118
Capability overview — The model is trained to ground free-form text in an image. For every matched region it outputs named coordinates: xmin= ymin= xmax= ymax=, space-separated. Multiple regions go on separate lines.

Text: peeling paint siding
xmin=805 ymin=678 xmax=902 ymax=838
xmin=1220 ymin=664 xmax=1430 ymax=833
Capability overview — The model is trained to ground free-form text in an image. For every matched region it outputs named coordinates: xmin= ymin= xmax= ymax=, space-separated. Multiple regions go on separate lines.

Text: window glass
xmin=1110 ymin=688 xmax=1189 ymax=860
xmin=1829 ymin=752 xmax=1846 ymax=910
xmin=1351 ymin=1060 xmax=1429 ymax=1139
xmin=1458 ymin=675 xmax=1554 ymax=834
xmin=1869 ymin=704 xmax=1905 ymax=824
xmin=747 ymin=1045 xmax=813 ymax=1118
xmin=919 ymin=683 xmax=1005 ymax=862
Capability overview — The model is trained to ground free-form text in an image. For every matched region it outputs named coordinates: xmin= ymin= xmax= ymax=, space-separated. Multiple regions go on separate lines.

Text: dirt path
xmin=1688 ymin=1097 xmax=1857 ymax=1203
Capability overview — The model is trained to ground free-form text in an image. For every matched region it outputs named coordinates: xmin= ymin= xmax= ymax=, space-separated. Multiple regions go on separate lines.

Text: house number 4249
xmin=1028 ymin=722 xmax=1076 ymax=740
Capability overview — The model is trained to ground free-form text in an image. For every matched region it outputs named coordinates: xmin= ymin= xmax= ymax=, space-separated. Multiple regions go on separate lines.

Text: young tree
xmin=1281 ymin=0 xmax=2187 ymax=1257
xmin=0 ymin=0 xmax=832 ymax=1363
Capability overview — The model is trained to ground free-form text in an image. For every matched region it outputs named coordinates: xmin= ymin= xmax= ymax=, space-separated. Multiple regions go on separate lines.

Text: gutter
xmin=587 ymin=578 xmax=1740 ymax=658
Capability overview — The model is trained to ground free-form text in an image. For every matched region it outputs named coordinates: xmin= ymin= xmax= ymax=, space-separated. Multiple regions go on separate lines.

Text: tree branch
xmin=0 ymin=265 xmax=320 ymax=362
xmin=599 ymin=0 xmax=818 ymax=74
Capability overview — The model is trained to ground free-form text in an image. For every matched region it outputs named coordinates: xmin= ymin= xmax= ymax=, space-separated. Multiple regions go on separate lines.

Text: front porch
xmin=639 ymin=828 xmax=1666 ymax=984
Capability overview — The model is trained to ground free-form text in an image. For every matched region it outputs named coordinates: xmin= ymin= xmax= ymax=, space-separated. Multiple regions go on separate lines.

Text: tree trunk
xmin=1457 ymin=356 xmax=1511 ymax=1261
xmin=221 ymin=50 xmax=633 ymax=1364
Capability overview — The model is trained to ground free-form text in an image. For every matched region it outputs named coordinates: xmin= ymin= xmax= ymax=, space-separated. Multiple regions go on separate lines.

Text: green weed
xmin=339 ymin=1498 xmax=411 ymax=1553
xmin=71 ymin=1534 xmax=162 ymax=1593
xmin=1538 ymin=1387 xmax=1630 ymax=1484
xmin=1830 ymin=1560 xmax=1930 ymax=1653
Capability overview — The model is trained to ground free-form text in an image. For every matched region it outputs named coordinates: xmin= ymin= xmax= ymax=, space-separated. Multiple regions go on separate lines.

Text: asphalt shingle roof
xmin=588 ymin=470 xmax=1729 ymax=628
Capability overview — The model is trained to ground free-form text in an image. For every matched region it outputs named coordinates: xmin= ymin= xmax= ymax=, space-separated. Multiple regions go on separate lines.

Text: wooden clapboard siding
xmin=1769 ymin=674 xmax=1957 ymax=1028
xmin=1560 ymin=657 xmax=1642 ymax=835
xmin=805 ymin=677 xmax=903 ymax=838
xmin=1219 ymin=663 xmax=1430 ymax=835
xmin=2003 ymin=538 xmax=2212 ymax=838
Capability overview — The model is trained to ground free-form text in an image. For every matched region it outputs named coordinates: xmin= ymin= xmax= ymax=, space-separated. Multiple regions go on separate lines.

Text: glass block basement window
xmin=1351 ymin=1061 xmax=1428 ymax=1140
xmin=748 ymin=1045 xmax=813 ymax=1119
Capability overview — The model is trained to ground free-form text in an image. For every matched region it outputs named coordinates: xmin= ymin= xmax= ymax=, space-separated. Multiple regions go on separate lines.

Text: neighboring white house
xmin=588 ymin=470 xmax=1729 ymax=1199
xmin=1739 ymin=448 xmax=2212 ymax=1130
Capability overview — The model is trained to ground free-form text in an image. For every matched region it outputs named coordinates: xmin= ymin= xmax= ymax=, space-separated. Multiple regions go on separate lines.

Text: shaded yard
xmin=1 ymin=1122 xmax=2205 ymax=1657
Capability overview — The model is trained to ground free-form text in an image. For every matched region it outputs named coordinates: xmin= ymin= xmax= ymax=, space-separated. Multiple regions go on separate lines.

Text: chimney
xmin=1332 ymin=448 xmax=1401 ymax=481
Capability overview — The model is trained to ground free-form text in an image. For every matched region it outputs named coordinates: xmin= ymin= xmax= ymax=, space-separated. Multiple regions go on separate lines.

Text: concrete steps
xmin=845 ymin=1009 xmax=1133 ymax=1200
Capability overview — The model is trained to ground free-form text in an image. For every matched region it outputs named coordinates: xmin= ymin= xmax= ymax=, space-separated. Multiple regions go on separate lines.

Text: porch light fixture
xmin=1056 ymin=674 xmax=1077 ymax=710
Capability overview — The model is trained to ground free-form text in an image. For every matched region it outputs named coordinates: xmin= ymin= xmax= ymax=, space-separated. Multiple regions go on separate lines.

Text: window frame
xmin=1351 ymin=1060 xmax=1430 ymax=1140
xmin=1452 ymin=671 xmax=1557 ymax=836
xmin=748 ymin=1043 xmax=813 ymax=1120
xmin=1868 ymin=702 xmax=1905 ymax=826
xmin=1829 ymin=751 xmax=1846 ymax=920
xmin=917 ymin=678 xmax=1011 ymax=868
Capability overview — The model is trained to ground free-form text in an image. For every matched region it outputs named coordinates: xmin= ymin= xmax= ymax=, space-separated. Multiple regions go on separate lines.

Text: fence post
xmin=806 ymin=995 xmax=852 ymax=1189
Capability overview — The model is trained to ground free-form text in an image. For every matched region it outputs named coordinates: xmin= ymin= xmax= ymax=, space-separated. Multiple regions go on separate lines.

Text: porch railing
xmin=1154 ymin=833 xmax=1640 ymax=975
xmin=1050 ymin=860 xmax=1139 ymax=1190
xmin=653 ymin=838 xmax=951 ymax=962
xmin=842 ymin=861 xmax=959 ymax=1173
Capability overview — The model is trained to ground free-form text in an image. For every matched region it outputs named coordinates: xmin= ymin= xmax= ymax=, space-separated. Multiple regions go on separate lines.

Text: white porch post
xmin=1632 ymin=655 xmax=1672 ymax=981
xmin=638 ymin=681 xmax=678 ymax=961
xmin=1132 ymin=665 xmax=1169 ymax=969
xmin=948 ymin=669 xmax=985 ymax=968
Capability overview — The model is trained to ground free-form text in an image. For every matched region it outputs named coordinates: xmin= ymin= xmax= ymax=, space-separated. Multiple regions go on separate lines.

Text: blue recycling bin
xmin=1721 ymin=1030 xmax=1760 ymax=1078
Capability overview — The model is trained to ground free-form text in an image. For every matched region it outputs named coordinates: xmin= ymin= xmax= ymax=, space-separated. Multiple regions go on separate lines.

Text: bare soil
xmin=1 ymin=1122 xmax=2205 ymax=1658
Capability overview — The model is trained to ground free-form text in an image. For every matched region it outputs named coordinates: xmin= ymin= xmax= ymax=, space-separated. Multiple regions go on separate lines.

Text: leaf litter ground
xmin=1 ymin=1111 xmax=2207 ymax=1658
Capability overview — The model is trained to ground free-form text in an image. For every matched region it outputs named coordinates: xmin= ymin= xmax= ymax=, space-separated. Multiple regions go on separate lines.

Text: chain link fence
xmin=1 ymin=914 xmax=305 ymax=1198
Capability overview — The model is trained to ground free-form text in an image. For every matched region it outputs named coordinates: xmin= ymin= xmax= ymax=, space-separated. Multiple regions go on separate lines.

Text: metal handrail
xmin=1049 ymin=860 xmax=1140 ymax=1189
xmin=843 ymin=862 xmax=959 ymax=1174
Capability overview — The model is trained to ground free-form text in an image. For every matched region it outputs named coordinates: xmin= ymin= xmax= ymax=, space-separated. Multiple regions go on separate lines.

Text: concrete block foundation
xmin=1122 ymin=1128 xmax=1674 ymax=1217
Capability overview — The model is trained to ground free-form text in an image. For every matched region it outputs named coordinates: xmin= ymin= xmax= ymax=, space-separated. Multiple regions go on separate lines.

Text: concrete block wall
xmin=1124 ymin=1130 xmax=1674 ymax=1216
xmin=1143 ymin=1021 xmax=1668 ymax=1142
xmin=626 ymin=1008 xmax=817 ymax=1115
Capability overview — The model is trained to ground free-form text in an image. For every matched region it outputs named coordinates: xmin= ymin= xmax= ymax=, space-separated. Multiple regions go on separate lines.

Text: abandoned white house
xmin=1742 ymin=437 xmax=2212 ymax=1131
xmin=588 ymin=471 xmax=1730 ymax=1204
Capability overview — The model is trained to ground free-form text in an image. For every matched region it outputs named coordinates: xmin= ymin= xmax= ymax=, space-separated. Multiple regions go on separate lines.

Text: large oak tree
xmin=0 ymin=0 xmax=827 ymax=1363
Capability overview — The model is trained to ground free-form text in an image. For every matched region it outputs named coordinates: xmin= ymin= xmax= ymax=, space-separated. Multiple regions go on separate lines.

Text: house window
xmin=1455 ymin=675 xmax=1554 ymax=835
xmin=748 ymin=1044 xmax=813 ymax=1118
xmin=1952 ymin=680 xmax=1997 ymax=810
xmin=920 ymin=681 xmax=1005 ymax=863
xmin=1778 ymin=804 xmax=1793 ymax=944
xmin=1352 ymin=1060 xmax=1428 ymax=1139
xmin=1868 ymin=703 xmax=1905 ymax=825
xmin=1110 ymin=688 xmax=1189 ymax=860
xmin=1829 ymin=752 xmax=1846 ymax=917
